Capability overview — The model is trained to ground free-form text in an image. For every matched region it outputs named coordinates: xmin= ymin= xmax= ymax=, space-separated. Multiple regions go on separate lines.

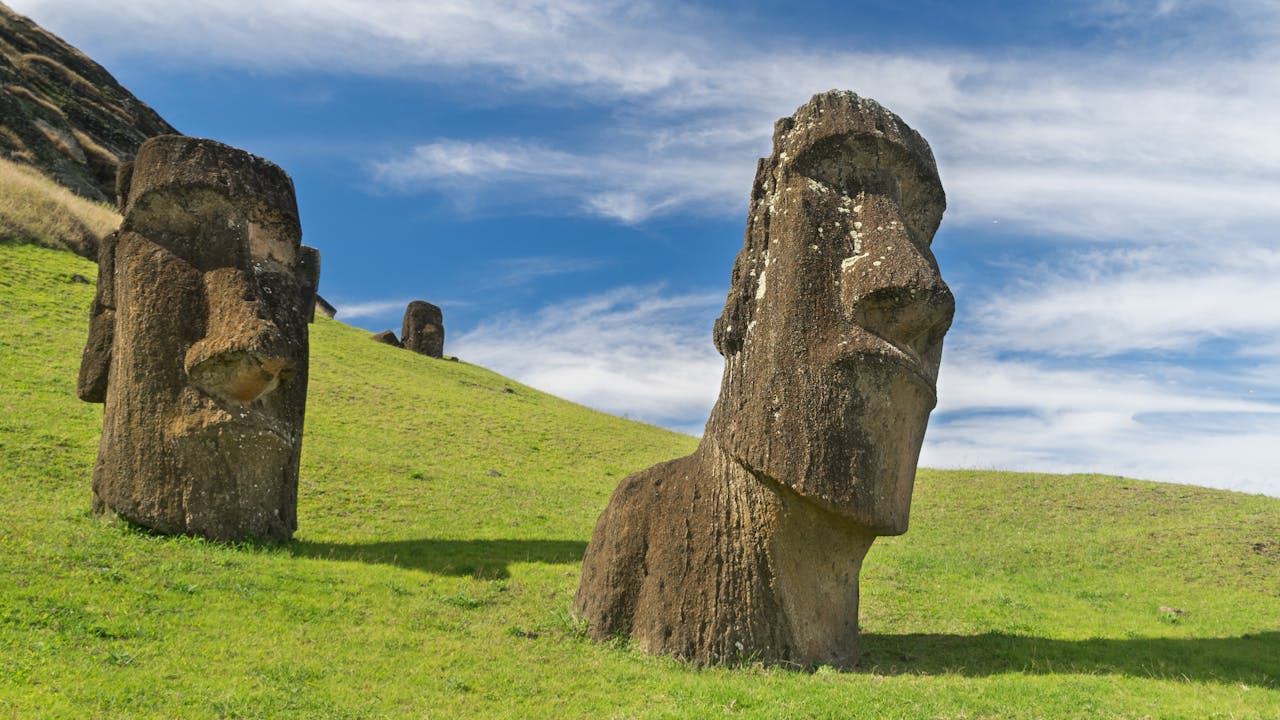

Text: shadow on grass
xmin=288 ymin=538 xmax=587 ymax=578
xmin=858 ymin=632 xmax=1279 ymax=687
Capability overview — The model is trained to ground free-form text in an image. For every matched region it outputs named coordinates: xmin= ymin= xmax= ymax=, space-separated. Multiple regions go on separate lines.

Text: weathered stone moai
xmin=574 ymin=91 xmax=954 ymax=667
xmin=370 ymin=330 xmax=402 ymax=347
xmin=77 ymin=135 xmax=319 ymax=542
xmin=402 ymin=300 xmax=444 ymax=358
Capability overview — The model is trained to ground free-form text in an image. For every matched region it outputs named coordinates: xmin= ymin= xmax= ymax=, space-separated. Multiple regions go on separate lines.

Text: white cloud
xmin=935 ymin=355 xmax=1278 ymax=418
xmin=371 ymin=137 xmax=749 ymax=222
xmin=333 ymin=298 xmax=415 ymax=321
xmin=969 ymin=253 xmax=1280 ymax=357
xmin=921 ymin=409 xmax=1280 ymax=497
xmin=372 ymin=140 xmax=588 ymax=187
xmin=923 ymin=349 xmax=1280 ymax=496
xmin=450 ymin=285 xmax=725 ymax=429
xmin=490 ymin=256 xmax=608 ymax=286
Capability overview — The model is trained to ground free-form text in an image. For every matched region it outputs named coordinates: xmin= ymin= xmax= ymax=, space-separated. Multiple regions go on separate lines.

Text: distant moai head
xmin=402 ymin=300 xmax=444 ymax=358
xmin=77 ymin=135 xmax=319 ymax=541
xmin=706 ymin=91 xmax=954 ymax=536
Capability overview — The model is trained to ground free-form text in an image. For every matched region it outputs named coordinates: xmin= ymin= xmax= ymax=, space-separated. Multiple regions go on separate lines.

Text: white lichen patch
xmin=755 ymin=269 xmax=768 ymax=300
xmin=853 ymin=221 xmax=862 ymax=230
xmin=841 ymin=228 xmax=866 ymax=270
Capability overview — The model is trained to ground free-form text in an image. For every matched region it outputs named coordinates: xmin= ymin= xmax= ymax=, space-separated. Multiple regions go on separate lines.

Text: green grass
xmin=1 ymin=239 xmax=1277 ymax=719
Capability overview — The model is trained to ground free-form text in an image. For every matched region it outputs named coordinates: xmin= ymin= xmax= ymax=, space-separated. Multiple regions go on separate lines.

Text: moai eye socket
xmin=793 ymin=133 xmax=945 ymax=249
xmin=248 ymin=221 xmax=297 ymax=267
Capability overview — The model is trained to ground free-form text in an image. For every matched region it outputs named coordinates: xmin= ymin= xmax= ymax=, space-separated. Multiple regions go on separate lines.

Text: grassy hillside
xmin=1 ymin=240 xmax=1277 ymax=719
xmin=0 ymin=156 xmax=118 ymax=257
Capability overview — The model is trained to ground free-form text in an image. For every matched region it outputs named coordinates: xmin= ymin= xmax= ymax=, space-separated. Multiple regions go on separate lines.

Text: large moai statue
xmin=574 ymin=91 xmax=954 ymax=667
xmin=77 ymin=135 xmax=320 ymax=542
xmin=401 ymin=300 xmax=445 ymax=358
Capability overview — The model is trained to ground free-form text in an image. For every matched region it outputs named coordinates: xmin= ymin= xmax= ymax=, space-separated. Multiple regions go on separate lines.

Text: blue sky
xmin=14 ymin=0 xmax=1280 ymax=496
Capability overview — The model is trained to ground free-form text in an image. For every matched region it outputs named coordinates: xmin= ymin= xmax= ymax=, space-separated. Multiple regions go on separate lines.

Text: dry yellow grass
xmin=0 ymin=154 xmax=118 ymax=255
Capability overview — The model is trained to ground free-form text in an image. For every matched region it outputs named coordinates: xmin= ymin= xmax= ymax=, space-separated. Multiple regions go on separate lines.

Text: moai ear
xmin=115 ymin=160 xmax=134 ymax=210
xmin=77 ymin=231 xmax=118 ymax=403
xmin=295 ymin=246 xmax=321 ymax=323
xmin=712 ymin=273 xmax=751 ymax=357
xmin=713 ymin=158 xmax=771 ymax=358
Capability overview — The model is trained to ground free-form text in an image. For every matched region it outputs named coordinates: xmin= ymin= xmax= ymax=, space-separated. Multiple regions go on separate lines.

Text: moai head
xmin=705 ymin=91 xmax=953 ymax=536
xmin=77 ymin=135 xmax=319 ymax=541
xmin=402 ymin=300 xmax=444 ymax=358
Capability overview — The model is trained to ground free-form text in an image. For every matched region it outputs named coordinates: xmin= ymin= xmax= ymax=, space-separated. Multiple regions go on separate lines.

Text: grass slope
xmin=0 ymin=157 xmax=117 ymax=256
xmin=1 ymin=240 xmax=1277 ymax=719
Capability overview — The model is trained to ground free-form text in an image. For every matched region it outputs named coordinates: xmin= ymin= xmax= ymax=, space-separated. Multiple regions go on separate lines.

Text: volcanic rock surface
xmin=574 ymin=90 xmax=955 ymax=667
xmin=78 ymin=135 xmax=319 ymax=542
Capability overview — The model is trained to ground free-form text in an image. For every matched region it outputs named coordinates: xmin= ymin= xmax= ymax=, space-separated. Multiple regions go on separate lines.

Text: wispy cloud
xmin=918 ymin=345 xmax=1280 ymax=495
xmin=333 ymin=298 xmax=416 ymax=321
xmin=371 ymin=138 xmax=747 ymax=222
xmin=491 ymin=256 xmax=608 ymax=286
xmin=450 ymin=285 xmax=724 ymax=430
xmin=969 ymin=247 xmax=1280 ymax=357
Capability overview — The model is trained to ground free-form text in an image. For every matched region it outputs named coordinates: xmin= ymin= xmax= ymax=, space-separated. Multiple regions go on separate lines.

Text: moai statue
xmin=370 ymin=330 xmax=403 ymax=347
xmin=77 ymin=135 xmax=319 ymax=542
xmin=574 ymin=91 xmax=954 ymax=667
xmin=402 ymin=300 xmax=444 ymax=358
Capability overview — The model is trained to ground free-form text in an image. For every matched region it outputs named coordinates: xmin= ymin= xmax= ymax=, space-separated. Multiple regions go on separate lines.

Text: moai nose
xmin=188 ymin=348 xmax=294 ymax=404
xmin=185 ymin=268 xmax=296 ymax=404
xmin=842 ymin=221 xmax=955 ymax=379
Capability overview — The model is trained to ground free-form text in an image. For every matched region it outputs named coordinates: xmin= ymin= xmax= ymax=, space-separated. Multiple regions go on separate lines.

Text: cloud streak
xmin=451 ymin=285 xmax=725 ymax=432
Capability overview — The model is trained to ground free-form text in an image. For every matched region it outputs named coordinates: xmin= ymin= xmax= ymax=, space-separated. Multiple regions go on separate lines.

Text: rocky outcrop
xmin=78 ymin=135 xmax=319 ymax=542
xmin=0 ymin=3 xmax=177 ymax=204
xmin=402 ymin=300 xmax=444 ymax=358
xmin=574 ymin=91 xmax=955 ymax=667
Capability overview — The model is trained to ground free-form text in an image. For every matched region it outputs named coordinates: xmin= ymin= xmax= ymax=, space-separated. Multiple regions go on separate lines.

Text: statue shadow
xmin=288 ymin=537 xmax=587 ymax=579
xmin=857 ymin=632 xmax=1279 ymax=687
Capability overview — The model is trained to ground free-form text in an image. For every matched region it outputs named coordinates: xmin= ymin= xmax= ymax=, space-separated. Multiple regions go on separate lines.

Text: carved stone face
xmin=402 ymin=300 xmax=445 ymax=358
xmin=79 ymin=136 xmax=319 ymax=541
xmin=707 ymin=92 xmax=953 ymax=536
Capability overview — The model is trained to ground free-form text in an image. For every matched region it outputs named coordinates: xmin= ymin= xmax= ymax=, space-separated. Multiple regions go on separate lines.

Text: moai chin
xmin=402 ymin=300 xmax=444 ymax=358
xmin=574 ymin=91 xmax=954 ymax=667
xmin=77 ymin=135 xmax=320 ymax=542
